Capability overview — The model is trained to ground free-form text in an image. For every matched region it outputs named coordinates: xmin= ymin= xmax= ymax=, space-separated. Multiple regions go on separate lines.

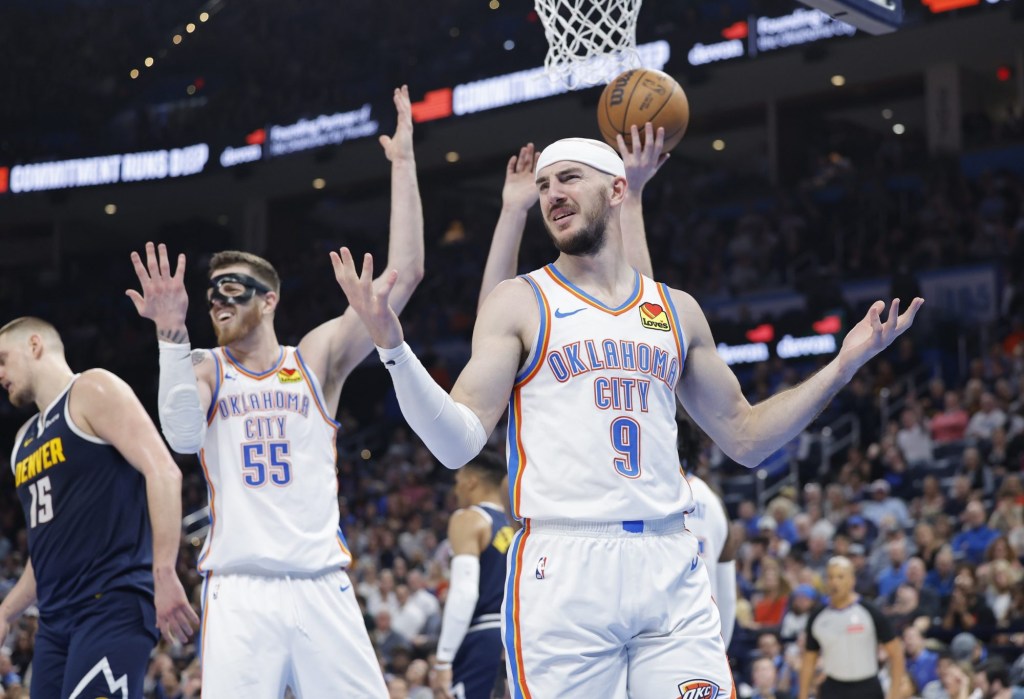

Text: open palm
xmin=840 ymin=297 xmax=924 ymax=372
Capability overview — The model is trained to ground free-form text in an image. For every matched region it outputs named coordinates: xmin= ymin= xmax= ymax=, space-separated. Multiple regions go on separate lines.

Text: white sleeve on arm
xmin=435 ymin=554 xmax=481 ymax=664
xmin=158 ymin=341 xmax=206 ymax=454
xmin=715 ymin=559 xmax=737 ymax=648
xmin=377 ymin=343 xmax=487 ymax=469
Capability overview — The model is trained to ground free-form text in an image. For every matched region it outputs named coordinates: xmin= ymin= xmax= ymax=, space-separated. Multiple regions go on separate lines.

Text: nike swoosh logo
xmin=554 ymin=307 xmax=586 ymax=318
xmin=339 ymin=584 xmax=351 ymax=592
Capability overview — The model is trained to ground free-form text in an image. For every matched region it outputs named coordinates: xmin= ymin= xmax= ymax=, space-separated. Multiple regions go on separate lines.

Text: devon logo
xmin=639 ymin=302 xmax=670 ymax=332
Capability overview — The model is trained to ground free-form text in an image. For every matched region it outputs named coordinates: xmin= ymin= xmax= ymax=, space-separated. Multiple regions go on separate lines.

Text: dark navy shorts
xmin=453 ymin=625 xmax=504 ymax=699
xmin=32 ymin=590 xmax=158 ymax=699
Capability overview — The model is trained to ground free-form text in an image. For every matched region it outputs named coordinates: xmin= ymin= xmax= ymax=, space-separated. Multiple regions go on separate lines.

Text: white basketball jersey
xmin=683 ymin=474 xmax=729 ymax=594
xmin=507 ymin=264 xmax=694 ymax=521
xmin=198 ymin=346 xmax=350 ymax=575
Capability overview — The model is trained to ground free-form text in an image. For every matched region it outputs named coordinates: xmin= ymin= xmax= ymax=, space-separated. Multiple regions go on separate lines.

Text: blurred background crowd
xmin=1 ymin=0 xmax=1023 ymax=697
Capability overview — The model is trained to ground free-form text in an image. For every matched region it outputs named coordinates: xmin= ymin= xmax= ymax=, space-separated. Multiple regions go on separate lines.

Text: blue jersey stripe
xmin=660 ymin=283 xmax=688 ymax=368
xmin=546 ymin=263 xmax=640 ymax=313
xmin=515 ymin=276 xmax=549 ymax=385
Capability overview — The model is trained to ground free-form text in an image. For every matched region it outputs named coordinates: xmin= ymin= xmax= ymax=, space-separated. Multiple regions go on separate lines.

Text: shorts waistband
xmin=526 ymin=514 xmax=686 ymax=536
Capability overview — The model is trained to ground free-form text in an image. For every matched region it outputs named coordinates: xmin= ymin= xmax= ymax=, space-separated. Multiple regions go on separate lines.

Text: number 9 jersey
xmin=507 ymin=265 xmax=695 ymax=522
xmin=198 ymin=346 xmax=350 ymax=575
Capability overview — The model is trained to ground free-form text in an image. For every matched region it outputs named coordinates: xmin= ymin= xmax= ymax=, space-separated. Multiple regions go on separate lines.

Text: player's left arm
xmin=434 ymin=509 xmax=489 ymax=698
xmin=71 ymin=369 xmax=200 ymax=643
xmin=299 ymin=85 xmax=425 ymax=411
xmin=673 ymin=289 xmax=923 ymax=467
xmin=617 ymin=123 xmax=669 ymax=278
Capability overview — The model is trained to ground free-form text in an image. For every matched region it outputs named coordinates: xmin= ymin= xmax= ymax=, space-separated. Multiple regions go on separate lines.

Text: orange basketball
xmin=597 ymin=68 xmax=690 ymax=151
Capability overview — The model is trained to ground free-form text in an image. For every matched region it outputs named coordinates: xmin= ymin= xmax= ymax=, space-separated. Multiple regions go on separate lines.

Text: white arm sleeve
xmin=158 ymin=341 xmax=206 ymax=454
xmin=435 ymin=554 xmax=481 ymax=664
xmin=715 ymin=559 xmax=737 ymax=648
xmin=378 ymin=343 xmax=487 ymax=469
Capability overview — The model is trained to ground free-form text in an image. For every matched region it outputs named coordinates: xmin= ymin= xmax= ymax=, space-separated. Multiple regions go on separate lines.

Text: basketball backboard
xmin=797 ymin=0 xmax=904 ymax=34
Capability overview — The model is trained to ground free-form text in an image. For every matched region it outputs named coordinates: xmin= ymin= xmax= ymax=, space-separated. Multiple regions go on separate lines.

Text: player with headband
xmin=333 ymin=130 xmax=923 ymax=697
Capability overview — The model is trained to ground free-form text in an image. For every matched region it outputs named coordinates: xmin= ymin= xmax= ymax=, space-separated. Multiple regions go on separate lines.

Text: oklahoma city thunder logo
xmin=677 ymin=680 xmax=720 ymax=699
xmin=639 ymin=302 xmax=670 ymax=332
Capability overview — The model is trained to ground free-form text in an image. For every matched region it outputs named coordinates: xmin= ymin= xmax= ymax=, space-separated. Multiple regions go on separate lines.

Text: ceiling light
xmin=830 ymin=74 xmax=846 ymax=87
xmin=446 ymin=151 xmax=460 ymax=163
xmin=104 ymin=204 xmax=117 ymax=215
xmin=312 ymin=178 xmax=326 ymax=189
xmin=712 ymin=139 xmax=725 ymax=151
xmin=893 ymin=123 xmax=905 ymax=135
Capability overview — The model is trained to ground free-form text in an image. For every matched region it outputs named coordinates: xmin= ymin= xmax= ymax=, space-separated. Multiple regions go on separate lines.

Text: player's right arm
xmin=331 ymin=248 xmax=530 ymax=468
xmin=0 ymin=559 xmax=36 ymax=639
xmin=434 ymin=509 xmax=490 ymax=699
xmin=127 ymin=242 xmax=215 ymax=454
xmin=616 ymin=123 xmax=669 ymax=278
xmin=477 ymin=143 xmax=538 ymax=312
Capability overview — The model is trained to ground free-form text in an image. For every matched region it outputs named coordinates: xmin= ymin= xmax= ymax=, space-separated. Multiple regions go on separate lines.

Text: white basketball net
xmin=534 ymin=0 xmax=643 ymax=88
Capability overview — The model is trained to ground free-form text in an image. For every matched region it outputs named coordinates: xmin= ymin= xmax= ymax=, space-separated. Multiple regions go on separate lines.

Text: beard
xmin=7 ymin=385 xmax=33 ymax=409
xmin=544 ymin=200 xmax=610 ymax=257
xmin=213 ymin=302 xmax=263 ymax=346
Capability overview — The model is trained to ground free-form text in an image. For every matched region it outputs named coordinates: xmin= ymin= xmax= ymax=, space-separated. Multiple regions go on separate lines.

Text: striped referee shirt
xmin=806 ymin=597 xmax=894 ymax=681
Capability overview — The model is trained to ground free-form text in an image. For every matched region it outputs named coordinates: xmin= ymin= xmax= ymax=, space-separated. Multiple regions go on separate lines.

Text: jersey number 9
xmin=610 ymin=417 xmax=642 ymax=479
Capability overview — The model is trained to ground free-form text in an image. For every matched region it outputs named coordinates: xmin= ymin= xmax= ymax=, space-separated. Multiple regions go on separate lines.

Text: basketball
xmin=597 ymin=68 xmax=690 ymax=152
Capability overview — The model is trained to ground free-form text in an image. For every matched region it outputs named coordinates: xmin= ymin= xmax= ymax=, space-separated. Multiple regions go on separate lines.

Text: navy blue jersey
xmin=11 ymin=378 xmax=153 ymax=614
xmin=471 ymin=502 xmax=513 ymax=620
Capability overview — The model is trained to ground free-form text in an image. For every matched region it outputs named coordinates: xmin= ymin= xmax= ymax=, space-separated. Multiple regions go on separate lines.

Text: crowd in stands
xmin=1 ymin=76 xmax=1024 ymax=697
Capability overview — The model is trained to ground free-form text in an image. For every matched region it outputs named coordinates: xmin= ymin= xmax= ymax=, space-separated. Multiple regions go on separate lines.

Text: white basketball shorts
xmin=200 ymin=569 xmax=387 ymax=698
xmin=502 ymin=516 xmax=735 ymax=699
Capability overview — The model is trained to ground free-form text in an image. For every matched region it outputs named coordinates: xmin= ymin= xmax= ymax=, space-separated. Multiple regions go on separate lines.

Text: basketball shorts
xmin=502 ymin=516 xmax=735 ymax=699
xmin=452 ymin=619 xmax=504 ymax=699
xmin=32 ymin=589 xmax=158 ymax=699
xmin=199 ymin=569 xmax=387 ymax=699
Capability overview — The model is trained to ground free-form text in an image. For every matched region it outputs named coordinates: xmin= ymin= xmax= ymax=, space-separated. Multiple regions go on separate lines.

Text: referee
xmin=798 ymin=556 xmax=906 ymax=699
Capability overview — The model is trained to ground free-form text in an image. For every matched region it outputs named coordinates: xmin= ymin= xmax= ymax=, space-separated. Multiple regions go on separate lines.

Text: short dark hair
xmin=209 ymin=250 xmax=281 ymax=294
xmin=465 ymin=451 xmax=506 ymax=488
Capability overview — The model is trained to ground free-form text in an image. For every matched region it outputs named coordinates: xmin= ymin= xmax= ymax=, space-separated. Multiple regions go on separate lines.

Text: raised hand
xmin=617 ymin=122 xmax=669 ymax=193
xmin=329 ymin=247 xmax=404 ymax=349
xmin=126 ymin=242 xmax=190 ymax=342
xmin=379 ymin=85 xmax=414 ymax=163
xmin=502 ymin=143 xmax=539 ymax=213
xmin=155 ymin=573 xmax=200 ymax=644
xmin=839 ymin=298 xmax=924 ymax=377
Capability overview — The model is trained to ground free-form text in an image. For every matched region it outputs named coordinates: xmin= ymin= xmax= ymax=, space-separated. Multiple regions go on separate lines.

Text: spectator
xmin=925 ymin=546 xmax=958 ymax=602
xmin=862 ymin=480 xmax=912 ymax=531
xmin=902 ymin=557 xmax=942 ymax=619
xmin=952 ymin=502 xmax=1000 ymax=565
xmin=918 ymin=478 xmax=947 ymax=523
xmin=897 ymin=407 xmax=935 ymax=466
xmin=746 ymin=656 xmax=794 ymax=699
xmin=877 ymin=537 xmax=910 ymax=600
xmin=373 ymin=610 xmax=410 ymax=666
xmin=904 ymin=626 xmax=940 ymax=691
xmin=966 ymin=393 xmax=1007 ymax=442
xmin=780 ymin=585 xmax=818 ymax=641
xmin=931 ymin=391 xmax=970 ymax=444
xmin=754 ymin=559 xmax=792 ymax=628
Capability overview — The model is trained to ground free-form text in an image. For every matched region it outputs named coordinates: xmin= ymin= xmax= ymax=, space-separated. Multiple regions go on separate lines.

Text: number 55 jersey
xmin=507 ymin=265 xmax=695 ymax=522
xmin=199 ymin=346 xmax=350 ymax=575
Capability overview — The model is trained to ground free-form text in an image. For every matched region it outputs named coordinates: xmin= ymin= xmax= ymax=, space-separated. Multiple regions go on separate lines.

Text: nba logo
xmin=677 ymin=680 xmax=720 ymax=699
xmin=535 ymin=556 xmax=547 ymax=580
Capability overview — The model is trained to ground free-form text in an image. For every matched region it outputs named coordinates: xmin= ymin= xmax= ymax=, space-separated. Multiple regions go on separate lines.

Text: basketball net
xmin=534 ymin=0 xmax=643 ymax=88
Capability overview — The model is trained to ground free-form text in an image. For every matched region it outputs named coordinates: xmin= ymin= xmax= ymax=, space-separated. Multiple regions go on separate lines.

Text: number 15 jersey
xmin=198 ymin=346 xmax=350 ymax=575
xmin=507 ymin=265 xmax=695 ymax=522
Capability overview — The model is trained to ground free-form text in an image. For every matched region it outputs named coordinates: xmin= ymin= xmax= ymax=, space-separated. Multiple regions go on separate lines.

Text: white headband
xmin=535 ymin=137 xmax=625 ymax=179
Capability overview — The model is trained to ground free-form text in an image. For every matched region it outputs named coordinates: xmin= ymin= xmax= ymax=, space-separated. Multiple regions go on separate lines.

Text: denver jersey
xmin=507 ymin=265 xmax=693 ymax=521
xmin=683 ymin=474 xmax=729 ymax=594
xmin=198 ymin=347 xmax=349 ymax=575
xmin=10 ymin=377 xmax=153 ymax=613
xmin=469 ymin=502 xmax=514 ymax=620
